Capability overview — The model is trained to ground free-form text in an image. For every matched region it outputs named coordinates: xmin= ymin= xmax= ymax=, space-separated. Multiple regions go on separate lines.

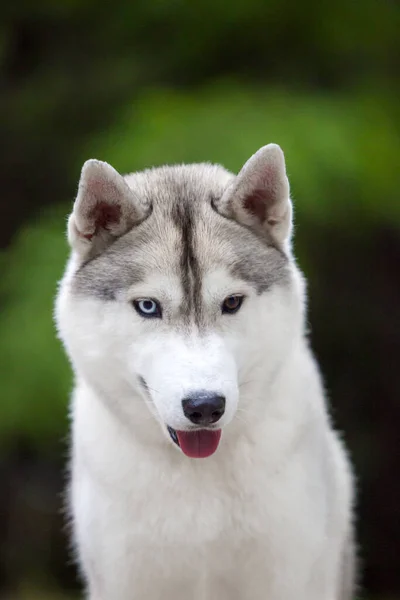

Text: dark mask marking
xmin=171 ymin=198 xmax=203 ymax=327
xmin=72 ymin=232 xmax=146 ymax=300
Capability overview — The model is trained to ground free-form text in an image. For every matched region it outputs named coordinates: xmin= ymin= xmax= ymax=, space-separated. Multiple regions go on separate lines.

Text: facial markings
xmin=209 ymin=205 xmax=290 ymax=294
xmin=229 ymin=243 xmax=289 ymax=294
xmin=72 ymin=241 xmax=146 ymax=301
xmin=71 ymin=170 xmax=290 ymax=308
xmin=171 ymin=197 xmax=204 ymax=327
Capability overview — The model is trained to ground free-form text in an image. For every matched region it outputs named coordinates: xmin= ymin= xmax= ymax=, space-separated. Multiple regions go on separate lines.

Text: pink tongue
xmin=176 ymin=429 xmax=222 ymax=458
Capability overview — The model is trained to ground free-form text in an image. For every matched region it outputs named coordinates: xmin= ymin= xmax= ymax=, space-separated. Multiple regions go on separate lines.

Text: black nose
xmin=182 ymin=392 xmax=226 ymax=426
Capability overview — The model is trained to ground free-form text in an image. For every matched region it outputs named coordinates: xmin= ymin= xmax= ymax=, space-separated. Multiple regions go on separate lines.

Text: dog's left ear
xmin=216 ymin=144 xmax=292 ymax=245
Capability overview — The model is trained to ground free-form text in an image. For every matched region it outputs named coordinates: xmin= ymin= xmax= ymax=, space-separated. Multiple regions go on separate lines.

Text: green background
xmin=0 ymin=0 xmax=399 ymax=597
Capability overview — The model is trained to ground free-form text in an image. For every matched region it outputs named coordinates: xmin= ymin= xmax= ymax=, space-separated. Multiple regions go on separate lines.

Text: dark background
xmin=0 ymin=1 xmax=399 ymax=598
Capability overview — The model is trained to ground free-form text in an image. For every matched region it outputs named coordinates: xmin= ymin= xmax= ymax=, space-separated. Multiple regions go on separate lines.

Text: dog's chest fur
xmin=71 ymin=373 xmax=337 ymax=600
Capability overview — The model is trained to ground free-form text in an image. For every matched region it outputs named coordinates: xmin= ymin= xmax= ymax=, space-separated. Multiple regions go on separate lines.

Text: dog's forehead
xmin=124 ymin=162 xmax=233 ymax=208
xmin=123 ymin=163 xmax=237 ymax=270
xmin=72 ymin=164 xmax=289 ymax=302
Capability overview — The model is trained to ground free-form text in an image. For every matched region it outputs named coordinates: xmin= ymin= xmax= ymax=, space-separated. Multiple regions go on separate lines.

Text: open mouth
xmin=167 ymin=426 xmax=222 ymax=459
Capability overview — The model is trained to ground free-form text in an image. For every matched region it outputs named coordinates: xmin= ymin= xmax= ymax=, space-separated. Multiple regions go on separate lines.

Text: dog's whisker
xmin=239 ymin=379 xmax=256 ymax=388
xmin=236 ymin=407 xmax=254 ymax=418
xmin=144 ymin=384 xmax=161 ymax=396
xmin=233 ymin=413 xmax=250 ymax=427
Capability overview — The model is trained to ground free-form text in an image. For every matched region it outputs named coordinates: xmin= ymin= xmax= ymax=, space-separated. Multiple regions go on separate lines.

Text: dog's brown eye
xmin=222 ymin=295 xmax=244 ymax=314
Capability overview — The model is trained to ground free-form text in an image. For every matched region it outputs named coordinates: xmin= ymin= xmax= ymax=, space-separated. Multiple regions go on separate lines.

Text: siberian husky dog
xmin=55 ymin=144 xmax=355 ymax=600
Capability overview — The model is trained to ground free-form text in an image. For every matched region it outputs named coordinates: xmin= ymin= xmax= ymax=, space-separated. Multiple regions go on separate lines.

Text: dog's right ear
xmin=68 ymin=160 xmax=150 ymax=257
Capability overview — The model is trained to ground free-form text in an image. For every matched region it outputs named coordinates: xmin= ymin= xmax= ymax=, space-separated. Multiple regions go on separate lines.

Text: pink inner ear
xmin=243 ymin=188 xmax=267 ymax=222
xmin=84 ymin=201 xmax=121 ymax=240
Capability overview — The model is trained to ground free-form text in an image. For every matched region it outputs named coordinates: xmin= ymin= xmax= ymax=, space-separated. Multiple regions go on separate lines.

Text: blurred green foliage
xmin=2 ymin=0 xmax=399 ymax=244
xmin=0 ymin=207 xmax=70 ymax=448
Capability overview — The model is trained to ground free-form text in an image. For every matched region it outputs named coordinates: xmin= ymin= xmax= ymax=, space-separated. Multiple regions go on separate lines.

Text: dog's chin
xmin=166 ymin=425 xmax=222 ymax=459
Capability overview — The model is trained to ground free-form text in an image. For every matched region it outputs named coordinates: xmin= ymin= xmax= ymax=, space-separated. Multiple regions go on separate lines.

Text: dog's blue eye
xmin=133 ymin=298 xmax=162 ymax=319
xmin=222 ymin=295 xmax=244 ymax=314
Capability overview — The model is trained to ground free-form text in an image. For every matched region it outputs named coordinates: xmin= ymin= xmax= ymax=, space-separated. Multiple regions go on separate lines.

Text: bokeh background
xmin=1 ymin=1 xmax=399 ymax=598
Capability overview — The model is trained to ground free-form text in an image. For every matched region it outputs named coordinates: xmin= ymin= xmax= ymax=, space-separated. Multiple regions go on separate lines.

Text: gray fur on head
xmin=69 ymin=147 xmax=292 ymax=303
xmin=68 ymin=144 xmax=291 ymax=262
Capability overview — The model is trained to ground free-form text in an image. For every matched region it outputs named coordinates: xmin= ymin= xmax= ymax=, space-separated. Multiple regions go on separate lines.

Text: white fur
xmin=55 ymin=146 xmax=355 ymax=600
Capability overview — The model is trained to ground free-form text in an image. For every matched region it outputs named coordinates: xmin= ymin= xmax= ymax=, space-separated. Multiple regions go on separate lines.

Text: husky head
xmin=56 ymin=145 xmax=305 ymax=458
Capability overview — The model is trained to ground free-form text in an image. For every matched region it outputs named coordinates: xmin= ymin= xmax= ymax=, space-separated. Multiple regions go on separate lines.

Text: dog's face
xmin=56 ymin=145 xmax=304 ymax=457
